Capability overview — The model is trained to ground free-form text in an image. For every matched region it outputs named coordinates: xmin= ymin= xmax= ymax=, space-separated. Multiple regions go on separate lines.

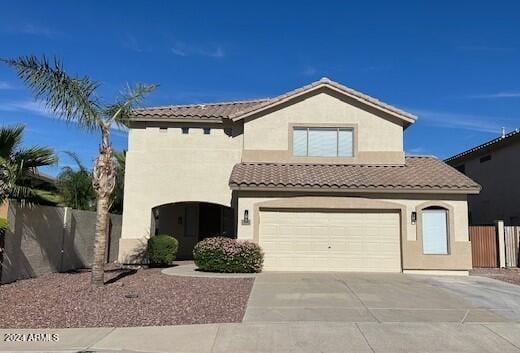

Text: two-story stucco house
xmin=119 ymin=78 xmax=480 ymax=274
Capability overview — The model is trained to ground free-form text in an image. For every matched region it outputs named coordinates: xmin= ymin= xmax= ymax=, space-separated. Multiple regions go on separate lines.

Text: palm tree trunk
xmin=90 ymin=126 xmax=116 ymax=288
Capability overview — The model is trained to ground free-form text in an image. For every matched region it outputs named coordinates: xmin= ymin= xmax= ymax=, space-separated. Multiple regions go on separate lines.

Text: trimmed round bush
xmin=147 ymin=235 xmax=179 ymax=267
xmin=193 ymin=237 xmax=264 ymax=273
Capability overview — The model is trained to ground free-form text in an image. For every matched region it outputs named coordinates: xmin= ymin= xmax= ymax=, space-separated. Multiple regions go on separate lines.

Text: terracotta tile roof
xmin=229 ymin=156 xmax=480 ymax=193
xmin=131 ymin=78 xmax=416 ymax=124
xmin=131 ymin=99 xmax=269 ymax=121
xmin=445 ymin=129 xmax=520 ymax=164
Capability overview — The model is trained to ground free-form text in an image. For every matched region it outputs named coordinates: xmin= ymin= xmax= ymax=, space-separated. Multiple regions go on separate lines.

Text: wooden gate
xmin=469 ymin=225 xmax=497 ymax=268
xmin=505 ymin=226 xmax=520 ymax=267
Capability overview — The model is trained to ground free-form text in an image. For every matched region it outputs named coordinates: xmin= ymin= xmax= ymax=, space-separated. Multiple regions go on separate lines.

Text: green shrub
xmin=0 ymin=217 xmax=8 ymax=232
xmin=193 ymin=237 xmax=264 ymax=273
xmin=147 ymin=235 xmax=178 ymax=267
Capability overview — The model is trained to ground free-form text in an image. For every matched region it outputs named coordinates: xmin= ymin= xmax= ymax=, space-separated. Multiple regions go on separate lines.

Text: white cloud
xmin=467 ymin=91 xmax=520 ymax=99
xmin=3 ymin=23 xmax=60 ymax=38
xmin=0 ymin=99 xmax=128 ymax=136
xmin=411 ymin=109 xmax=515 ymax=134
xmin=407 ymin=146 xmax=426 ymax=154
xmin=0 ymin=100 xmax=54 ymax=117
xmin=302 ymin=66 xmax=317 ymax=76
xmin=170 ymin=46 xmax=187 ymax=56
xmin=204 ymin=46 xmax=225 ymax=58
xmin=170 ymin=41 xmax=225 ymax=58
xmin=121 ymin=34 xmax=143 ymax=52
xmin=0 ymin=81 xmax=15 ymax=90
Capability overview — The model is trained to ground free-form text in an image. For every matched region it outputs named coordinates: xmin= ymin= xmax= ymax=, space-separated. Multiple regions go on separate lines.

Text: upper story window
xmin=203 ymin=128 xmax=211 ymax=135
xmin=293 ymin=127 xmax=353 ymax=157
xmin=480 ymin=155 xmax=491 ymax=163
xmin=181 ymin=127 xmax=189 ymax=134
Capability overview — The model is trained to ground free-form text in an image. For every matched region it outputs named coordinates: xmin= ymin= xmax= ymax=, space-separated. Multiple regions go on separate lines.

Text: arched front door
xmin=152 ymin=202 xmax=234 ymax=259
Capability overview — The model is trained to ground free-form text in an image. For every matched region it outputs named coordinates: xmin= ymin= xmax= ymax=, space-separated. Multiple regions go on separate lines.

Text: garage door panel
xmin=259 ymin=210 xmax=401 ymax=272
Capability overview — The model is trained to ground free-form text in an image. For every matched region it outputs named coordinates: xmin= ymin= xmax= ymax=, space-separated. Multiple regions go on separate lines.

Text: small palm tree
xmin=0 ymin=125 xmax=57 ymax=203
xmin=56 ymin=152 xmax=95 ymax=210
xmin=3 ymin=56 xmax=155 ymax=287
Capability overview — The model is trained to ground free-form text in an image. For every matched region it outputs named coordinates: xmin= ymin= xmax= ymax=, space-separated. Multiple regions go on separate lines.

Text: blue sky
xmin=1 ymin=0 xmax=519 ymax=176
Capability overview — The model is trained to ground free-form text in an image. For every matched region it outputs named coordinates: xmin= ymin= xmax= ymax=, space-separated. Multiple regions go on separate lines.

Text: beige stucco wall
xmin=236 ymin=193 xmax=472 ymax=271
xmin=242 ymin=91 xmax=405 ymax=164
xmin=119 ymin=125 xmax=242 ymax=262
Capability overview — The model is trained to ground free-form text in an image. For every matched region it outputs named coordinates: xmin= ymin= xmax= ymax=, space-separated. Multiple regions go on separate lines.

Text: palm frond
xmin=0 ymin=125 xmax=24 ymax=159
xmin=1 ymin=55 xmax=101 ymax=130
xmin=105 ymin=83 xmax=157 ymax=128
xmin=14 ymin=146 xmax=57 ymax=169
xmin=8 ymin=183 xmax=41 ymax=202
xmin=62 ymin=151 xmax=88 ymax=172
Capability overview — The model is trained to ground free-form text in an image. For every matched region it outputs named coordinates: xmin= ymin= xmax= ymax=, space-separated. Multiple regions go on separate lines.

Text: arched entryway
xmin=151 ymin=202 xmax=235 ymax=259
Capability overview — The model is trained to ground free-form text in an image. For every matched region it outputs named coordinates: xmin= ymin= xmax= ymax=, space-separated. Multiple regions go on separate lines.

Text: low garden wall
xmin=0 ymin=200 xmax=121 ymax=284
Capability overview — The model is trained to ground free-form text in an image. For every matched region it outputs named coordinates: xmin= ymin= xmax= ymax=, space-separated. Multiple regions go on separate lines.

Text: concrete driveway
xmin=244 ymin=272 xmax=520 ymax=323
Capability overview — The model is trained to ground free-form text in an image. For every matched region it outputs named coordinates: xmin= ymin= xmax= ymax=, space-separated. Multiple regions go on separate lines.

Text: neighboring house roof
xmin=131 ymin=78 xmax=416 ymax=125
xmin=445 ymin=129 xmax=520 ymax=164
xmin=229 ymin=156 xmax=480 ymax=194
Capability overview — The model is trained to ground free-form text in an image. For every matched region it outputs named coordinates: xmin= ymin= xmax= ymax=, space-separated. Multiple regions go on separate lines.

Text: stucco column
xmin=496 ymin=220 xmax=506 ymax=268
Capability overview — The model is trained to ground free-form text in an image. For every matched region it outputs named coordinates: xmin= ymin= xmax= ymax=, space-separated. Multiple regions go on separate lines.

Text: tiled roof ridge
xmin=134 ymin=98 xmax=270 ymax=111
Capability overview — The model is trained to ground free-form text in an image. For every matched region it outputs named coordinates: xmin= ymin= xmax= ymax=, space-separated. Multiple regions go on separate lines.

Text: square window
xmin=203 ymin=128 xmax=211 ymax=135
xmin=181 ymin=127 xmax=189 ymax=134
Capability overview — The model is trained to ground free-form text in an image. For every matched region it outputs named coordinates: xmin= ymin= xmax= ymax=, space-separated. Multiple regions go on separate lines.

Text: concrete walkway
xmin=161 ymin=263 xmax=257 ymax=278
xmin=2 ymin=322 xmax=520 ymax=352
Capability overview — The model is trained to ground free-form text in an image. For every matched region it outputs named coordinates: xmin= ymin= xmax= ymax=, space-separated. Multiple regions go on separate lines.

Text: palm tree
xmin=0 ymin=125 xmax=57 ymax=203
xmin=3 ymin=56 xmax=155 ymax=287
xmin=56 ymin=152 xmax=95 ymax=210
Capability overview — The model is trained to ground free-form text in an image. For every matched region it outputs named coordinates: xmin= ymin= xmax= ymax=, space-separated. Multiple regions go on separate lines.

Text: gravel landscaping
xmin=0 ymin=265 xmax=254 ymax=328
xmin=472 ymin=267 xmax=520 ymax=286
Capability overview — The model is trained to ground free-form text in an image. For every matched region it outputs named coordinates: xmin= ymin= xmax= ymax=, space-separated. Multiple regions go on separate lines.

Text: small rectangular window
xmin=203 ymin=128 xmax=211 ymax=135
xmin=422 ymin=209 xmax=448 ymax=255
xmin=292 ymin=127 xmax=353 ymax=157
xmin=293 ymin=128 xmax=307 ymax=156
xmin=181 ymin=127 xmax=189 ymax=134
xmin=480 ymin=155 xmax=491 ymax=163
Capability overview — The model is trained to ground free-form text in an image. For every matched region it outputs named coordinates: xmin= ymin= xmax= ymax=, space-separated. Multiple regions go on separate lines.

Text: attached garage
xmin=259 ymin=209 xmax=402 ymax=272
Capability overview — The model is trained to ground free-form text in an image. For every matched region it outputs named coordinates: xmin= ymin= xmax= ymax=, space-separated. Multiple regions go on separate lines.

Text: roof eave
xmin=229 ymin=185 xmax=481 ymax=195
xmin=129 ymin=117 xmax=224 ymax=124
xmin=229 ymin=83 xmax=417 ymax=125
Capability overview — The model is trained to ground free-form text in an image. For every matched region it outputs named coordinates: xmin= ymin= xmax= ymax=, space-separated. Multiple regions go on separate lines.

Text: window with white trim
xmin=422 ymin=207 xmax=449 ymax=255
xmin=293 ymin=127 xmax=353 ymax=157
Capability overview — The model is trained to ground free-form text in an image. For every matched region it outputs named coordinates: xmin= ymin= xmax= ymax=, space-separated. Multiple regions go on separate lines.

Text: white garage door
xmin=259 ymin=210 xmax=401 ymax=272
